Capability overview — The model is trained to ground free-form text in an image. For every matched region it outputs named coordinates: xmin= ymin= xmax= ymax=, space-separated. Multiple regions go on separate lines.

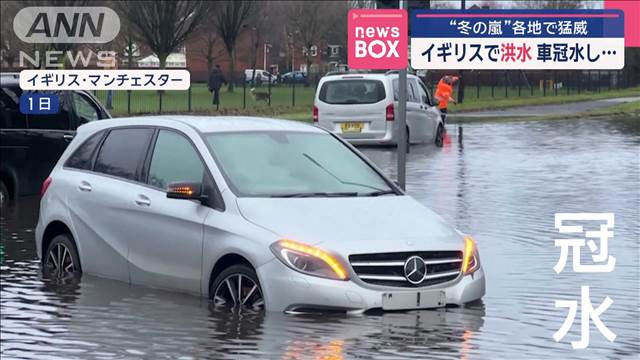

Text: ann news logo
xmin=13 ymin=7 xmax=120 ymax=43
xmin=13 ymin=7 xmax=120 ymax=69
xmin=348 ymin=9 xmax=408 ymax=70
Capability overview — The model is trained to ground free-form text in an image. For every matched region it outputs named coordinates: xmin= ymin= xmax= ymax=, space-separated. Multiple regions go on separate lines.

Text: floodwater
xmin=1 ymin=117 xmax=639 ymax=359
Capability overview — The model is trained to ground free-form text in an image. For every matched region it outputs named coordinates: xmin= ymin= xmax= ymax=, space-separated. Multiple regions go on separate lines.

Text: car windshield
xmin=204 ymin=131 xmax=395 ymax=197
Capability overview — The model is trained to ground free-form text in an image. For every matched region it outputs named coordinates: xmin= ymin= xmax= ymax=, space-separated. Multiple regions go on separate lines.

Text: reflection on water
xmin=1 ymin=117 xmax=639 ymax=359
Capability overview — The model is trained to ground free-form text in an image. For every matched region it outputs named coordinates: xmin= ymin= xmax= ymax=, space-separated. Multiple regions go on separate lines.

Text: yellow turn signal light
xmin=462 ymin=235 xmax=479 ymax=274
xmin=169 ymin=186 xmax=194 ymax=196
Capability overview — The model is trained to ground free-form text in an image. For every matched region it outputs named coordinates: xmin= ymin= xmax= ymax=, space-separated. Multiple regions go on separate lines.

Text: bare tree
xmin=247 ymin=2 xmax=269 ymax=84
xmin=0 ymin=1 xmax=21 ymax=68
xmin=349 ymin=0 xmax=377 ymax=9
xmin=8 ymin=0 xmax=89 ymax=68
xmin=197 ymin=6 xmax=221 ymax=74
xmin=286 ymin=1 xmax=332 ymax=83
xmin=106 ymin=16 xmax=142 ymax=70
xmin=117 ymin=1 xmax=209 ymax=69
xmin=430 ymin=1 xmax=455 ymax=9
xmin=215 ymin=1 xmax=256 ymax=92
xmin=200 ymin=28 xmax=220 ymax=73
xmin=475 ymin=0 xmax=503 ymax=9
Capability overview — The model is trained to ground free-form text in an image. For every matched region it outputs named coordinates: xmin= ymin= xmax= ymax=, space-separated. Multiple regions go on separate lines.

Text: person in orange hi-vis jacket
xmin=434 ymin=75 xmax=459 ymax=125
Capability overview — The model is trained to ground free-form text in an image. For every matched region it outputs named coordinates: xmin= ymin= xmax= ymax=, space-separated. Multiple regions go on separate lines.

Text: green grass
xmin=94 ymin=83 xmax=316 ymax=117
xmin=94 ymin=82 xmax=639 ymax=121
xmin=455 ymin=100 xmax=640 ymax=124
xmin=585 ymin=99 xmax=640 ymax=117
xmin=450 ymin=86 xmax=640 ymax=112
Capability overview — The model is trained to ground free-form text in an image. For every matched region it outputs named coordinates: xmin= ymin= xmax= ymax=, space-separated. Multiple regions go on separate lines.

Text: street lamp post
xmin=396 ymin=0 xmax=408 ymax=190
xmin=287 ymin=32 xmax=295 ymax=73
xmin=263 ymin=43 xmax=272 ymax=71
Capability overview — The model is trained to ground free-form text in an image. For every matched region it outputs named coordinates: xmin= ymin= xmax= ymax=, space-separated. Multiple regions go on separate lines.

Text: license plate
xmin=381 ymin=290 xmax=446 ymax=310
xmin=340 ymin=122 xmax=364 ymax=133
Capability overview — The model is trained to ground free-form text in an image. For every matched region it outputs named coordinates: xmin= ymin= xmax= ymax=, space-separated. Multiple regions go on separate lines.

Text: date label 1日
xmin=19 ymin=93 xmax=59 ymax=114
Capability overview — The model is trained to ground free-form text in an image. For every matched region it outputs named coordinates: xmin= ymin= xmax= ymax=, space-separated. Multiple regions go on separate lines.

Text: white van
xmin=313 ymin=72 xmax=444 ymax=147
xmin=244 ymin=69 xmax=273 ymax=83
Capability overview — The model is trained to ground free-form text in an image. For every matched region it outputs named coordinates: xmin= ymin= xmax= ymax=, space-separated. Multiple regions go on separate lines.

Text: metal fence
xmin=93 ymin=69 xmax=638 ymax=116
xmin=93 ymin=71 xmax=317 ymax=116
xmin=422 ymin=69 xmax=639 ymax=102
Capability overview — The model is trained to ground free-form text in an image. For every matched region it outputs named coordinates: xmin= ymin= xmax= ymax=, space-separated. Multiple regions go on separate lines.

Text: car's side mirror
xmin=166 ymin=181 xmax=207 ymax=202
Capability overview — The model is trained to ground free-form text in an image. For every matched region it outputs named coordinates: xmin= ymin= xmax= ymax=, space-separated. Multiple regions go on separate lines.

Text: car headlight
xmin=270 ymin=240 xmax=349 ymax=280
xmin=462 ymin=235 xmax=480 ymax=274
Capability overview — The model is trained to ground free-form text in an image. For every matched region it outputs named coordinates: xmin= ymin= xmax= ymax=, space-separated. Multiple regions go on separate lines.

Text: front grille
xmin=349 ymin=251 xmax=462 ymax=288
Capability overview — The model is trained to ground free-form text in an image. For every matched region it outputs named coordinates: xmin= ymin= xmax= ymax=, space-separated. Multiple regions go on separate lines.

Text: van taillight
xmin=313 ymin=106 xmax=319 ymax=123
xmin=40 ymin=177 xmax=52 ymax=197
xmin=386 ymin=103 xmax=394 ymax=121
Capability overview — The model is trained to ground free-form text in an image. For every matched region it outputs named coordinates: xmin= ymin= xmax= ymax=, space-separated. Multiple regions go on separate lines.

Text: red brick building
xmin=185 ymin=31 xmax=345 ymax=83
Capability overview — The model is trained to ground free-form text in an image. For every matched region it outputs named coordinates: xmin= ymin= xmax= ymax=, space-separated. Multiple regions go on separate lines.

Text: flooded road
xmin=1 ymin=117 xmax=639 ymax=359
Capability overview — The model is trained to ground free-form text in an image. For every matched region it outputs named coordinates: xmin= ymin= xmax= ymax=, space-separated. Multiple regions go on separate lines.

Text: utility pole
xmin=397 ymin=0 xmax=408 ymax=190
xmin=263 ymin=43 xmax=271 ymax=71
xmin=458 ymin=0 xmax=466 ymax=104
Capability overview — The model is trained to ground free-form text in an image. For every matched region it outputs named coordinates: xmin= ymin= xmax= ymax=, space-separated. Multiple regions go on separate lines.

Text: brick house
xmin=185 ymin=30 xmax=346 ymax=83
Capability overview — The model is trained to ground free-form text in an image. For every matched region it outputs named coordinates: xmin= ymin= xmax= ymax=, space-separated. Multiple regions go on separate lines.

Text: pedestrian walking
xmin=208 ymin=64 xmax=227 ymax=110
xmin=434 ymin=75 xmax=459 ymax=125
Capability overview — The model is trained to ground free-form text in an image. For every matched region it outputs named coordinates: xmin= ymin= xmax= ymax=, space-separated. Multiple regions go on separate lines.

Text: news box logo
xmin=348 ymin=9 xmax=408 ymax=70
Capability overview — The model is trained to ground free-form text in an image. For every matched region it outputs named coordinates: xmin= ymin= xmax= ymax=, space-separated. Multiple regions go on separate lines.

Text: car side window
xmin=0 ymin=86 xmax=26 ymax=129
xmin=94 ymin=128 xmax=153 ymax=181
xmin=71 ymin=92 xmax=100 ymax=125
xmin=65 ymin=130 xmax=105 ymax=170
xmin=147 ymin=130 xmax=204 ymax=190
xmin=392 ymin=79 xmax=418 ymax=102
xmin=27 ymin=91 xmax=71 ymax=130
xmin=407 ymin=81 xmax=420 ymax=103
xmin=416 ymin=80 xmax=432 ymax=106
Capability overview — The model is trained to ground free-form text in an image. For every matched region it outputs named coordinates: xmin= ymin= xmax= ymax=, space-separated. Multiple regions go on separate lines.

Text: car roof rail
xmin=0 ymin=72 xmax=20 ymax=79
xmin=384 ymin=69 xmax=419 ymax=76
xmin=326 ymin=69 xmax=388 ymax=76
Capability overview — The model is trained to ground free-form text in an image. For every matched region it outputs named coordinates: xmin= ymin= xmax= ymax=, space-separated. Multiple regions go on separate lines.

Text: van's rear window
xmin=318 ymin=80 xmax=385 ymax=104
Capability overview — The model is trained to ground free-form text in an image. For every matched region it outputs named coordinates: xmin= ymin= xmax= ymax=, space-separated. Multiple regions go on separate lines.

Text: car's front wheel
xmin=210 ymin=264 xmax=265 ymax=311
xmin=0 ymin=180 xmax=9 ymax=206
xmin=435 ymin=124 xmax=444 ymax=147
xmin=43 ymin=234 xmax=81 ymax=280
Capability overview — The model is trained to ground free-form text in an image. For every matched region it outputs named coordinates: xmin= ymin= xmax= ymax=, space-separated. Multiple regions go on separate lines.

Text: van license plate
xmin=381 ymin=290 xmax=446 ymax=310
xmin=340 ymin=122 xmax=364 ymax=133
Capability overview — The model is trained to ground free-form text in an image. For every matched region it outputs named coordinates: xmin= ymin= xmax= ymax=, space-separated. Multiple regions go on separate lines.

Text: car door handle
xmin=78 ymin=181 xmax=92 ymax=192
xmin=135 ymin=195 xmax=151 ymax=207
xmin=63 ymin=134 xmax=74 ymax=142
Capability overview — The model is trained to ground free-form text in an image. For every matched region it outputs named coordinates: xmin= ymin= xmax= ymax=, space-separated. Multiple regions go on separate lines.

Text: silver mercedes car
xmin=35 ymin=116 xmax=485 ymax=313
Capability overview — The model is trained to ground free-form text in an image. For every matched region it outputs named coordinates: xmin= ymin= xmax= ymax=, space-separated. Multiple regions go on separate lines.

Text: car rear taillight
xmin=40 ymin=177 xmax=52 ymax=197
xmin=386 ymin=103 xmax=395 ymax=121
xmin=313 ymin=106 xmax=319 ymax=123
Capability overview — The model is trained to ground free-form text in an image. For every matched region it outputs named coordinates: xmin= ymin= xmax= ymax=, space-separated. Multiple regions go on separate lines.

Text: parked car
xmin=313 ymin=72 xmax=444 ymax=147
xmin=280 ymin=71 xmax=306 ymax=84
xmin=0 ymin=73 xmax=110 ymax=202
xmin=36 ymin=115 xmax=485 ymax=313
xmin=244 ymin=69 xmax=274 ymax=84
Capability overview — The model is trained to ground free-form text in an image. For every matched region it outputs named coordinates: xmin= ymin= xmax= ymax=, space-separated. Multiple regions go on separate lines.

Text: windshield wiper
xmin=301 ymin=153 xmax=389 ymax=192
xmin=361 ymin=190 xmax=396 ymax=197
xmin=270 ymin=192 xmax=359 ymax=198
